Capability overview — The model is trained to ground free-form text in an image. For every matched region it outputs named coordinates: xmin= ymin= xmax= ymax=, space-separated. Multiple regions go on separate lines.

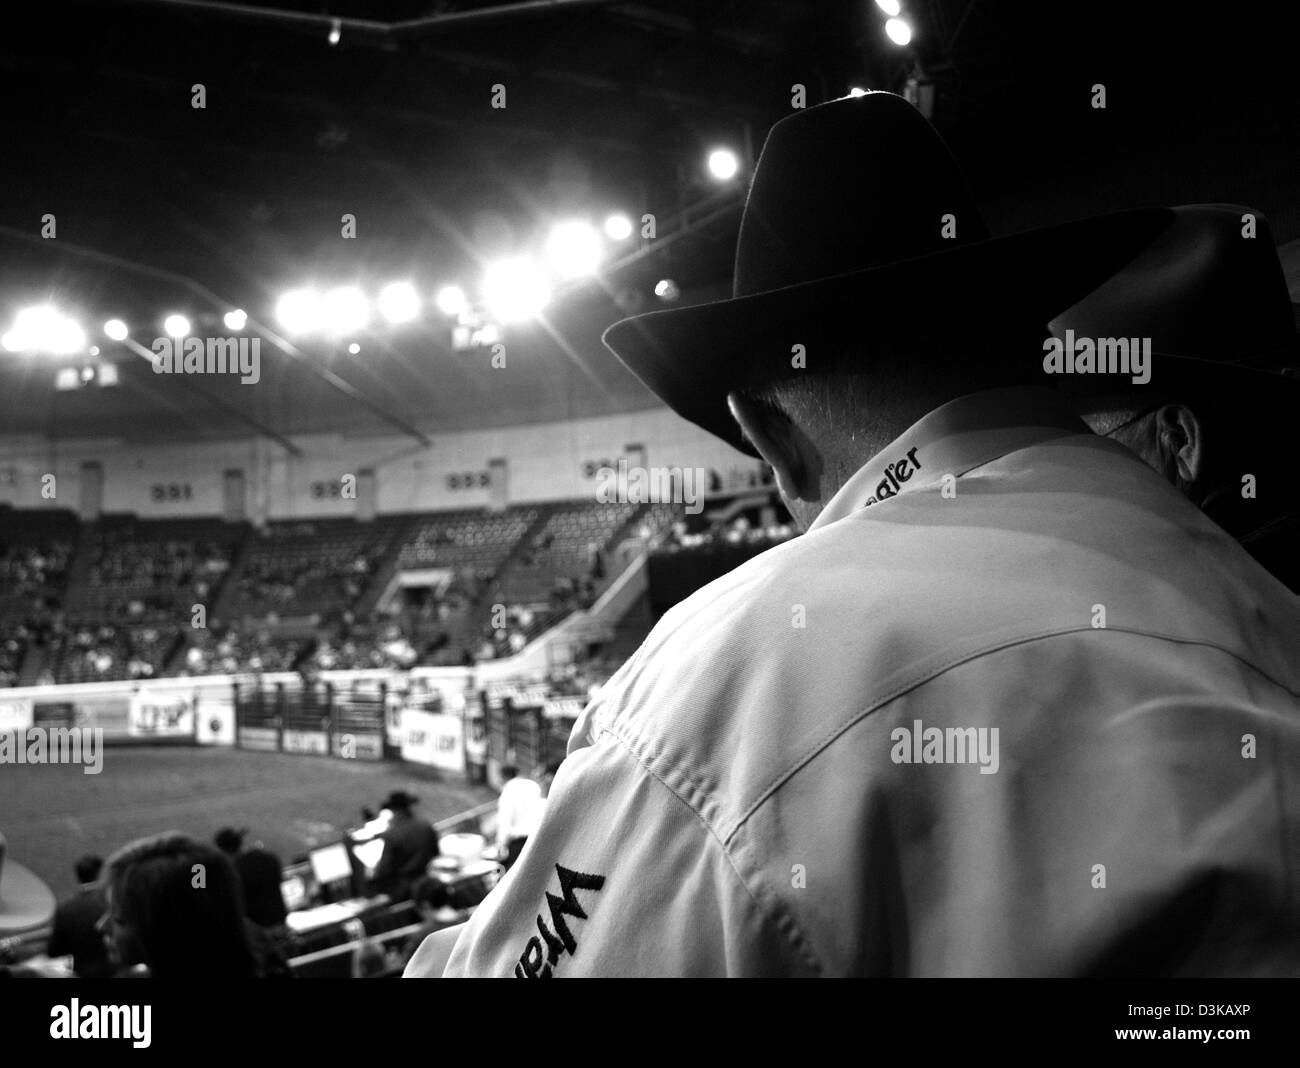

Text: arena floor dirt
xmin=0 ymin=745 xmax=495 ymax=901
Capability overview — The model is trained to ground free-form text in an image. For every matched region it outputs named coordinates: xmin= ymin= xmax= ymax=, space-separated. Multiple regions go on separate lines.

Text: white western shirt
xmin=409 ymin=388 xmax=1300 ymax=977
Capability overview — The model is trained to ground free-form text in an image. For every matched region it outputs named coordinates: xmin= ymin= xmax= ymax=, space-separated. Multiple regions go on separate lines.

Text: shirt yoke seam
xmin=724 ymin=623 xmax=1299 ymax=846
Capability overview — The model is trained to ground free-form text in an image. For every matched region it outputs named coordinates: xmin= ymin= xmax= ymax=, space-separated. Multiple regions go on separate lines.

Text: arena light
xmin=8 ymin=305 xmax=87 ymax=355
xmin=320 ymin=286 xmax=370 ymax=336
xmin=223 ymin=309 xmax=248 ymax=331
xmin=654 ymin=279 xmax=681 ymax=302
xmin=875 ymin=0 xmax=902 ymax=16
xmin=849 ymin=87 xmax=868 ymax=98
xmin=435 ymin=284 xmax=467 ymax=317
xmin=482 ymin=256 xmax=551 ymax=323
xmin=885 ymin=17 xmax=913 ymax=46
xmin=104 ymin=318 xmax=129 ymax=341
xmin=275 ymin=288 xmax=322 ymax=335
xmin=544 ymin=220 xmax=603 ymax=280
xmin=707 ymin=148 xmax=740 ymax=181
xmin=348 ymin=342 xmax=361 ymax=355
xmin=378 ymin=281 xmax=421 ymax=325
xmin=604 ymin=213 xmax=634 ymax=241
xmin=163 ymin=313 xmax=191 ymax=339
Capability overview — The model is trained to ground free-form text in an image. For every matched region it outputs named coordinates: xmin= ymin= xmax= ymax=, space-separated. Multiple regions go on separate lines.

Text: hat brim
xmin=603 ymin=207 xmax=1180 ymax=456
xmin=0 ymin=860 xmax=56 ymax=933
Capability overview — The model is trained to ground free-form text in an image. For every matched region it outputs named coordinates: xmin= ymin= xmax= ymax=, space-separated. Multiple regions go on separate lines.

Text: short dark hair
xmin=500 ymin=764 xmax=518 ymax=780
xmin=411 ymin=876 xmax=450 ymax=911
xmin=74 ymin=854 xmax=103 ymax=884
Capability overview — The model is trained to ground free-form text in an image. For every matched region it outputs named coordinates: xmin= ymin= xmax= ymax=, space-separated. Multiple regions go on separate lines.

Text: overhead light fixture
xmin=707 ymin=148 xmax=740 ymax=181
xmin=276 ymin=288 xmax=322 ymax=335
xmin=544 ymin=220 xmax=603 ymax=280
xmin=328 ymin=18 xmax=341 ymax=45
xmin=322 ymin=286 xmax=370 ymax=336
xmin=435 ymin=285 xmax=467 ymax=317
xmin=104 ymin=318 xmax=129 ymax=341
xmin=482 ymin=256 xmax=551 ymax=323
xmin=604 ymin=213 xmax=634 ymax=241
xmin=885 ymin=17 xmax=913 ymax=46
xmin=378 ymin=281 xmax=421 ymax=325
xmin=875 ymin=0 xmax=902 ymax=17
xmin=163 ymin=313 xmax=191 ymax=339
xmin=7 ymin=305 xmax=87 ymax=355
xmin=224 ymin=309 xmax=248 ymax=331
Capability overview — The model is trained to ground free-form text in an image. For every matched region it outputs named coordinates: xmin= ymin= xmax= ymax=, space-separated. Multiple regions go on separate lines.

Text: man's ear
xmin=727 ymin=392 xmax=822 ymax=502
xmin=1154 ymin=403 xmax=1204 ymax=486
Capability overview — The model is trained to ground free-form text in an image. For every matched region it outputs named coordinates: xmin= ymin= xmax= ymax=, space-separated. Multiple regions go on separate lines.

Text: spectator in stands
xmin=100 ymin=832 xmax=257 ymax=979
xmin=401 ymin=876 xmax=467 ymax=965
xmin=371 ymin=791 xmax=440 ymax=902
xmin=214 ymin=827 xmax=289 ymax=934
xmin=495 ymin=765 xmax=543 ymax=869
xmin=47 ymin=854 xmax=112 ymax=978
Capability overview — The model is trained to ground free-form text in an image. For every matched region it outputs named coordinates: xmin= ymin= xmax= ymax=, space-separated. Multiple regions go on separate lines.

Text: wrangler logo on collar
xmin=514 ymin=864 xmax=606 ymax=978
xmin=863 ymin=446 xmax=922 ymax=507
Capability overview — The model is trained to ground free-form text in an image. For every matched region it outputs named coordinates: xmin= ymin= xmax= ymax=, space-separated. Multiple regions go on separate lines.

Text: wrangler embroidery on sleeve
xmin=513 ymin=864 xmax=606 ymax=978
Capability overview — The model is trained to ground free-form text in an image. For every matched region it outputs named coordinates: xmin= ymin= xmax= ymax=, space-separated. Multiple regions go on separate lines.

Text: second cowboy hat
xmin=601 ymin=91 xmax=1176 ymax=457
xmin=1048 ymin=203 xmax=1300 ymax=400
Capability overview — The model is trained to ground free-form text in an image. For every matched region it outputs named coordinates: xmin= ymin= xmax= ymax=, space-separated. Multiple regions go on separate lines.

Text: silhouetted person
xmin=214 ymin=827 xmax=288 ymax=930
xmin=371 ymin=791 xmax=440 ymax=902
xmin=47 ymin=854 xmax=111 ymax=978
xmin=100 ymin=833 xmax=257 ymax=979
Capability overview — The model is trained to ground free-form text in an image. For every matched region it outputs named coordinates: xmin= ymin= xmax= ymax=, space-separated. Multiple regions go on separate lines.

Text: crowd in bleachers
xmin=0 ymin=489 xmax=789 ymax=686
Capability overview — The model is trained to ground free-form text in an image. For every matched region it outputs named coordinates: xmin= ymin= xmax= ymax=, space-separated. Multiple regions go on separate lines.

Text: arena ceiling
xmin=0 ymin=0 xmax=1292 ymax=447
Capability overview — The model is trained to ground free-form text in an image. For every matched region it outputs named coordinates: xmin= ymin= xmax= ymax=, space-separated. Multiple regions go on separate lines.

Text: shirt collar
xmin=808 ymin=387 xmax=1091 ymax=532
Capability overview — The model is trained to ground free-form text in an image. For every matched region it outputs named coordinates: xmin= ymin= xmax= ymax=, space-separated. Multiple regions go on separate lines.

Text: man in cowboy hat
xmin=408 ymin=92 xmax=1300 ymax=977
xmin=372 ymin=790 xmax=440 ymax=902
xmin=1047 ymin=203 xmax=1300 ymax=591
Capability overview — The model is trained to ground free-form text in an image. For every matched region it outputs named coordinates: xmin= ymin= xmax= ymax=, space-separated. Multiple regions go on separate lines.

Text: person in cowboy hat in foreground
xmin=407 ymin=92 xmax=1299 ymax=977
xmin=1047 ymin=203 xmax=1300 ymax=592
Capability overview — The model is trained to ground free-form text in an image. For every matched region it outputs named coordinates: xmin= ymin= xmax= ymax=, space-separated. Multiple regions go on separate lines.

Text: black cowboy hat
xmin=381 ymin=790 xmax=419 ymax=812
xmin=1047 ymin=203 xmax=1300 ymax=403
xmin=601 ymin=91 xmax=1177 ymax=457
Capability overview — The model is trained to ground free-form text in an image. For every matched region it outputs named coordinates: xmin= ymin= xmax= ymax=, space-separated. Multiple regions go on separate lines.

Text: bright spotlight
xmin=323 ymin=286 xmax=370 ymax=335
xmin=482 ymin=256 xmax=551 ymax=323
xmin=224 ymin=309 xmax=248 ymax=331
xmin=603 ymin=213 xmax=634 ymax=241
xmin=10 ymin=305 xmax=87 ymax=354
xmin=849 ymin=87 xmax=868 ymax=98
xmin=874 ymin=0 xmax=902 ymax=16
xmin=545 ymin=220 xmax=603 ymax=280
xmin=89 ymin=345 xmax=100 ymax=356
xmin=276 ymin=288 xmax=322 ymax=335
xmin=885 ymin=17 xmax=913 ymax=46
xmin=163 ymin=314 xmax=191 ymax=339
xmin=347 ymin=342 xmax=361 ymax=355
xmin=435 ymin=285 xmax=467 ymax=317
xmin=104 ymin=318 xmax=129 ymax=341
xmin=328 ymin=18 xmax=341 ymax=45
xmin=378 ymin=281 xmax=421 ymax=325
xmin=707 ymin=148 xmax=740 ymax=181
xmin=654 ymin=279 xmax=681 ymax=302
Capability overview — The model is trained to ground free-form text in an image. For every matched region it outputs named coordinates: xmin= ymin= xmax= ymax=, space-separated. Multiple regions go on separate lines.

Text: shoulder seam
xmin=726 ymin=624 xmax=1299 ymax=844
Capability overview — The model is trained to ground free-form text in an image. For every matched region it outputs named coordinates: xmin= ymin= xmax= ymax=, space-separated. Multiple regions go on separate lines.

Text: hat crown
xmin=733 ymin=92 xmax=991 ymax=297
